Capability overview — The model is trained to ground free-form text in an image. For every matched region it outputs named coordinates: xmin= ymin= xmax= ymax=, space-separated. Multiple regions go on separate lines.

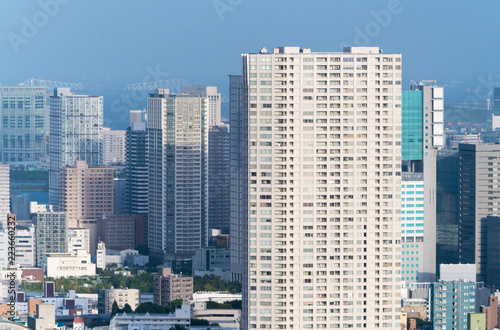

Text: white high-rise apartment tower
xmin=148 ymin=89 xmax=209 ymax=260
xmin=231 ymin=47 xmax=402 ymax=330
xmin=181 ymin=86 xmax=221 ymax=127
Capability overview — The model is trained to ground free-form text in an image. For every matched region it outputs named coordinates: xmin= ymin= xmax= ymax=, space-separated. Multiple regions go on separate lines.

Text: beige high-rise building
xmin=181 ymin=86 xmax=221 ymax=127
xmin=147 ymin=89 xmax=209 ymax=260
xmin=59 ymin=161 xmax=114 ymax=229
xmin=230 ymin=46 xmax=402 ymax=329
xmin=103 ymin=127 xmax=126 ymax=165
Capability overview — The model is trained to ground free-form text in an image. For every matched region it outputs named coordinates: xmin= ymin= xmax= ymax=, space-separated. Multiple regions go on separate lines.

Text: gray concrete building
xmin=487 ymin=215 xmax=500 ymax=288
xmin=459 ymin=143 xmax=500 ymax=282
xmin=35 ymin=211 xmax=67 ymax=267
xmin=208 ymin=124 xmax=230 ymax=233
xmin=436 ymin=149 xmax=460 ymax=270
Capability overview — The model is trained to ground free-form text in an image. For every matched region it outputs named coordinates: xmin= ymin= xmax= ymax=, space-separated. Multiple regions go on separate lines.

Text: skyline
xmin=0 ymin=0 xmax=498 ymax=110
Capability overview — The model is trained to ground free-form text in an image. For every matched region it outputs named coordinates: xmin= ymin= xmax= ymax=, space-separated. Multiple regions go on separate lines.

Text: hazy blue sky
xmin=0 ymin=0 xmax=499 ymax=126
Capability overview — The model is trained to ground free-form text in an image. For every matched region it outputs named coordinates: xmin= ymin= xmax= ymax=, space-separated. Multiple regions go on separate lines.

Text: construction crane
xmin=409 ymin=80 xmax=437 ymax=90
xmin=21 ymin=77 xmax=86 ymax=91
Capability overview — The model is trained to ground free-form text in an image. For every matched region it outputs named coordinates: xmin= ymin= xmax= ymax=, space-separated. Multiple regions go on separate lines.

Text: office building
xmin=44 ymin=249 xmax=96 ymax=278
xmin=67 ymin=228 xmax=90 ymax=255
xmin=430 ymin=281 xmax=476 ymax=330
xmin=153 ymin=268 xmax=193 ymax=306
xmin=231 ymin=46 xmax=402 ymax=330
xmin=0 ymin=86 xmax=47 ymax=164
xmin=208 ymin=124 xmax=231 ymax=233
xmin=30 ymin=201 xmax=55 ymax=214
xmin=181 ymin=86 xmax=221 ymax=127
xmin=487 ymin=215 xmax=500 ymax=288
xmin=458 ymin=143 xmax=500 ymax=282
xmin=436 ymin=149 xmax=460 ymax=270
xmin=77 ymin=218 xmax=98 ymax=255
xmin=481 ymin=296 xmax=498 ymax=330
xmin=103 ymin=127 xmax=126 ymax=165
xmin=98 ymin=288 xmax=141 ymax=314
xmin=126 ymin=110 xmax=148 ymax=243
xmin=148 ymin=89 xmax=208 ymax=259
xmin=228 ymin=74 xmax=244 ymax=283
xmin=494 ymin=87 xmax=500 ymax=111
xmin=15 ymin=224 xmax=36 ymax=268
xmin=11 ymin=194 xmax=30 ymax=221
xmin=59 ymin=160 xmax=114 ymax=229
xmin=35 ymin=211 xmax=67 ymax=267
xmin=27 ymin=304 xmax=58 ymax=330
xmin=49 ymin=88 xmax=103 ymax=205
xmin=99 ymin=214 xmax=144 ymax=250
xmin=114 ymin=178 xmax=127 ymax=215
xmin=400 ymin=83 xmax=443 ymax=284
xmin=0 ymin=219 xmax=35 ymax=269
xmin=193 ymin=246 xmax=230 ymax=280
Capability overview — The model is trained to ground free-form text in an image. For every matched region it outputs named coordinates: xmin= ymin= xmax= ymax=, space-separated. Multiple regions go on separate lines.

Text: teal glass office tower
xmin=402 ymin=90 xmax=423 ymax=162
xmin=401 ymin=83 xmax=444 ymax=285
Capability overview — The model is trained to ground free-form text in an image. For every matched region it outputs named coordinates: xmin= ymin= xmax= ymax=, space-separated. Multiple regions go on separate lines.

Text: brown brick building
xmin=59 ymin=161 xmax=114 ymax=229
xmin=153 ymin=268 xmax=193 ymax=307
xmin=99 ymin=214 xmax=144 ymax=250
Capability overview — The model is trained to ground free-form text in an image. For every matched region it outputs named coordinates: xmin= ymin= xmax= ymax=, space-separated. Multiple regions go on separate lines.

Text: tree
xmin=191 ymin=318 xmax=209 ymax=326
xmin=123 ymin=303 xmax=133 ymax=313
xmin=169 ymin=325 xmax=188 ymax=330
xmin=167 ymin=299 xmax=184 ymax=312
xmin=135 ymin=302 xmax=168 ymax=314
xmin=111 ymin=301 xmax=120 ymax=316
xmin=206 ymin=300 xmax=242 ymax=310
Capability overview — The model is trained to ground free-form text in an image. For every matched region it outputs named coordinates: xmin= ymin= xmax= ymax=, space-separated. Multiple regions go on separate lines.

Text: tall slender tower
xmin=208 ymin=124 xmax=231 ymax=233
xmin=147 ymin=89 xmax=209 ymax=260
xmin=400 ymin=82 xmax=443 ymax=284
xmin=231 ymin=46 xmax=402 ymax=329
xmin=49 ymin=88 xmax=103 ymax=205
xmin=126 ymin=111 xmax=148 ymax=243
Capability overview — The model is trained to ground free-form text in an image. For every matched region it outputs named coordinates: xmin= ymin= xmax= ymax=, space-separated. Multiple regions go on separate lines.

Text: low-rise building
xmin=96 ymin=242 xmax=148 ymax=269
xmin=110 ymin=304 xmax=190 ymax=329
xmin=27 ymin=304 xmax=61 ymax=329
xmin=98 ymin=288 xmax=141 ymax=314
xmin=67 ymin=228 xmax=90 ymax=255
xmin=192 ymin=291 xmax=242 ymax=303
xmin=192 ymin=301 xmax=241 ymax=328
xmin=431 ymin=281 xmax=477 ymax=330
xmin=153 ymin=268 xmax=193 ymax=307
xmin=193 ymin=246 xmax=230 ymax=280
xmin=38 ymin=290 xmax=93 ymax=316
xmin=44 ymin=250 xmax=96 ymax=278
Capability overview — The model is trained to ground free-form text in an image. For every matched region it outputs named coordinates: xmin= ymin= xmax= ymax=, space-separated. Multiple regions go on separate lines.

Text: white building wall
xmin=67 ymin=228 xmax=90 ymax=255
xmin=45 ymin=250 xmax=96 ymax=278
xmin=103 ymin=128 xmax=126 ymax=165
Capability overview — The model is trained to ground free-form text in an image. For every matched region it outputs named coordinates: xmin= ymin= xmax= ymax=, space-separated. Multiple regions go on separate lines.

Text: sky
xmin=0 ymin=0 xmax=499 ymax=127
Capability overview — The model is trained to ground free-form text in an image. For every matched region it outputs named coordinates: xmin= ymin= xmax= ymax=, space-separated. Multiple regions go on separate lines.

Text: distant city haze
xmin=0 ymin=0 xmax=499 ymax=128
